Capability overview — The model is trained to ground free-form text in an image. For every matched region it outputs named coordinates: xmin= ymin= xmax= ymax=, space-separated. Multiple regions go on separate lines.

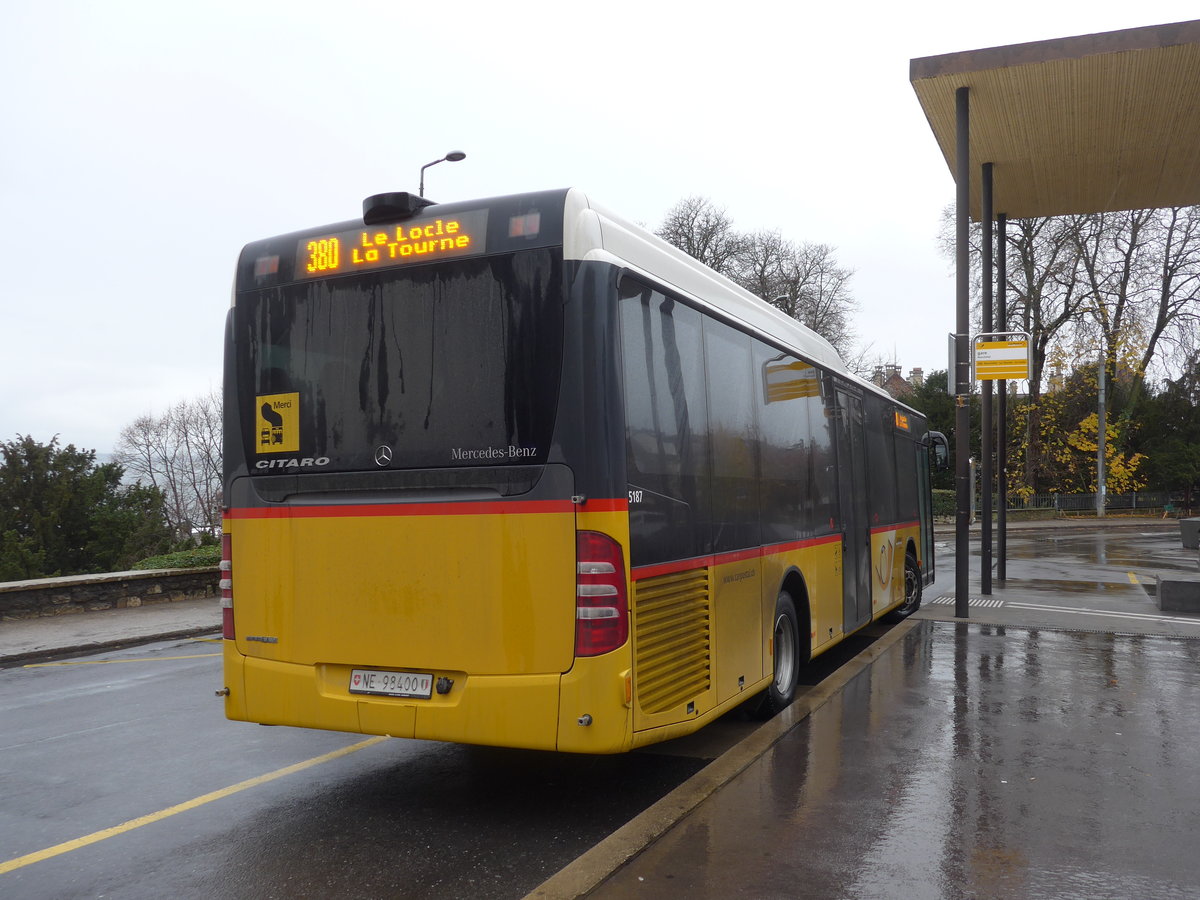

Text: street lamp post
xmin=419 ymin=151 xmax=467 ymax=198
xmin=1097 ymin=349 xmax=1107 ymax=518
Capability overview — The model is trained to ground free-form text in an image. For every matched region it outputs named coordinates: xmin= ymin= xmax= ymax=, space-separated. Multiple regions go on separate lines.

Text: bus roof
xmin=563 ymin=189 xmax=924 ymax=416
xmin=561 ymin=189 xmax=863 ymax=385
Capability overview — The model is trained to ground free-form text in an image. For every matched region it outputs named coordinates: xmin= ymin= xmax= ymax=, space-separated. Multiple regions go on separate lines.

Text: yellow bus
xmin=220 ymin=188 xmax=943 ymax=753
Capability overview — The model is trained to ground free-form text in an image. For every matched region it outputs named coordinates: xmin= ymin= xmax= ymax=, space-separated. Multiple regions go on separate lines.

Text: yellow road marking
xmin=1128 ymin=572 xmax=1140 ymax=585
xmin=24 ymin=653 xmax=221 ymax=668
xmin=0 ymin=736 xmax=388 ymax=875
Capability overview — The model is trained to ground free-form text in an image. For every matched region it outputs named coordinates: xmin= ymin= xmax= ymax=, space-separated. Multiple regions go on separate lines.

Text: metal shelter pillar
xmin=954 ymin=86 xmax=971 ymax=618
xmin=997 ymin=213 xmax=1008 ymax=581
xmin=980 ymin=163 xmax=994 ymax=595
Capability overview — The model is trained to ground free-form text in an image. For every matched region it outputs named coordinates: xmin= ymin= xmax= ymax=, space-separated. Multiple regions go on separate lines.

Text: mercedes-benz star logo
xmin=374 ymin=445 xmax=393 ymax=467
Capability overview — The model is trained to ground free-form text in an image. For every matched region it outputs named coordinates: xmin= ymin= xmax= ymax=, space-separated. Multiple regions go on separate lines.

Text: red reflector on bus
xmin=508 ymin=212 xmax=541 ymax=238
xmin=575 ymin=531 xmax=628 ymax=657
xmin=220 ymin=533 xmax=235 ymax=640
xmin=253 ymin=255 xmax=280 ymax=277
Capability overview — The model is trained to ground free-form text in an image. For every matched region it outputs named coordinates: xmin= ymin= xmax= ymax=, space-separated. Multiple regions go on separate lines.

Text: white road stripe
xmin=927 ymin=596 xmax=1200 ymax=627
xmin=930 ymin=595 xmax=1004 ymax=608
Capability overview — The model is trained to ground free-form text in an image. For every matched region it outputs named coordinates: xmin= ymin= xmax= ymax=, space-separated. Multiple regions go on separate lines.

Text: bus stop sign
xmin=973 ymin=332 xmax=1030 ymax=381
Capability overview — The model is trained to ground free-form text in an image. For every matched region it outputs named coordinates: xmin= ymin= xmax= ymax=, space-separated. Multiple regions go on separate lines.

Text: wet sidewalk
xmin=530 ymin=519 xmax=1200 ymax=898
xmin=0 ymin=597 xmax=220 ymax=667
xmin=918 ymin=518 xmax=1200 ymax=638
xmin=542 ymin=619 xmax=1200 ymax=899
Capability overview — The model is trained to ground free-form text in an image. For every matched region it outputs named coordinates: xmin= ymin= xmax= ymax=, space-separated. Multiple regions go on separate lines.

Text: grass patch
xmin=132 ymin=545 xmax=221 ymax=570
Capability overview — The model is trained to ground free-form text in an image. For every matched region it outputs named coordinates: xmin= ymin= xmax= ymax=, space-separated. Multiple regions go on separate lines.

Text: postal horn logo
xmin=255 ymin=392 xmax=300 ymax=454
xmin=875 ymin=540 xmax=894 ymax=588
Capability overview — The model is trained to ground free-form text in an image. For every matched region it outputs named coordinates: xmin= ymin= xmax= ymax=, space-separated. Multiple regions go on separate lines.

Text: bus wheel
xmin=884 ymin=553 xmax=922 ymax=622
xmin=751 ymin=591 xmax=800 ymax=719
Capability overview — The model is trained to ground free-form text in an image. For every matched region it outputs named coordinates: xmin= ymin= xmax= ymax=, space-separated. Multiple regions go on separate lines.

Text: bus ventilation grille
xmin=633 ymin=568 xmax=711 ymax=715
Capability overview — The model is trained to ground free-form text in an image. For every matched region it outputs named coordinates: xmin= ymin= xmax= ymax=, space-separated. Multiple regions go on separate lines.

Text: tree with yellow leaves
xmin=1035 ymin=362 xmax=1146 ymax=495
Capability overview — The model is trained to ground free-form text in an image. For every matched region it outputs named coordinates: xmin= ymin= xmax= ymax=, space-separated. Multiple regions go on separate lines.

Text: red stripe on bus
xmin=225 ymin=496 xmax=629 ymax=520
xmin=631 ymin=533 xmax=842 ymax=581
xmin=871 ymin=520 xmax=920 ymax=534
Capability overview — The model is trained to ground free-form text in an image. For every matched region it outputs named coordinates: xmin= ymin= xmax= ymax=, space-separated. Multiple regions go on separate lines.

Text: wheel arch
xmin=777 ymin=565 xmax=812 ymax=666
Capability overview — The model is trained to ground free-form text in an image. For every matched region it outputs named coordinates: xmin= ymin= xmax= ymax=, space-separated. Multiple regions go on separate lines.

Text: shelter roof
xmin=910 ymin=20 xmax=1200 ymax=219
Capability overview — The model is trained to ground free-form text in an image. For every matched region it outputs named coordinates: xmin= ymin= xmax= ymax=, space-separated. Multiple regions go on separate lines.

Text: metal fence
xmin=936 ymin=488 xmax=1193 ymax=519
xmin=1002 ymin=491 xmax=1177 ymax=512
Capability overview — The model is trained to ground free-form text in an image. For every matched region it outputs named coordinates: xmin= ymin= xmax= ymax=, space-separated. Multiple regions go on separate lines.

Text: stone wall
xmin=0 ymin=568 xmax=219 ymax=621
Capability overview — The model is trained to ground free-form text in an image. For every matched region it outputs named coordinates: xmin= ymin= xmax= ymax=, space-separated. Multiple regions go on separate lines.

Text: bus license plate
xmin=349 ymin=669 xmax=433 ymax=699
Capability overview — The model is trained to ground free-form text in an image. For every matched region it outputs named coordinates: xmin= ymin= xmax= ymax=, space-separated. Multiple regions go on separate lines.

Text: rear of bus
xmin=220 ymin=189 xmax=634 ymax=753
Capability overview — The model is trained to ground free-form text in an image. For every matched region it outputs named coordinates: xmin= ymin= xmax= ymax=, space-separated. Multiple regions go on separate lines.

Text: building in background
xmin=872 ymin=365 xmax=924 ymax=398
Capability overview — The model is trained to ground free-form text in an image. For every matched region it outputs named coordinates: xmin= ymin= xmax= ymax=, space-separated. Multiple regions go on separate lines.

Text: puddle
xmin=1001 ymin=579 xmax=1137 ymax=593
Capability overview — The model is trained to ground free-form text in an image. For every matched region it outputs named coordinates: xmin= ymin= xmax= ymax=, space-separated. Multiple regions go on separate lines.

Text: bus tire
xmin=884 ymin=552 xmax=922 ymax=622
xmin=751 ymin=590 xmax=800 ymax=719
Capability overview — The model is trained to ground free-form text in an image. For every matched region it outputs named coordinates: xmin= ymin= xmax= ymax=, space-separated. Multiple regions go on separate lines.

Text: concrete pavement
xmin=919 ymin=517 xmax=1200 ymax=638
xmin=530 ymin=518 xmax=1200 ymax=898
xmin=552 ymin=618 xmax=1200 ymax=899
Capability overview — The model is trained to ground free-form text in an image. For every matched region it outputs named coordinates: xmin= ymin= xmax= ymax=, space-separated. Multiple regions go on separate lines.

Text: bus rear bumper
xmin=222 ymin=644 xmax=634 ymax=753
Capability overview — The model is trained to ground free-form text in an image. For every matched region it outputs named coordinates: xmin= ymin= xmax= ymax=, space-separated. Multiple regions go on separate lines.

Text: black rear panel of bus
xmin=230 ymin=250 xmax=563 ymax=476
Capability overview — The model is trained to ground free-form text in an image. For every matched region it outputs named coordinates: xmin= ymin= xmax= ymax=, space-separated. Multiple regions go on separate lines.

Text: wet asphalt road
xmin=0 ymin=640 xmax=712 ymax=899
xmin=0 ymin=631 xmax=889 ymax=899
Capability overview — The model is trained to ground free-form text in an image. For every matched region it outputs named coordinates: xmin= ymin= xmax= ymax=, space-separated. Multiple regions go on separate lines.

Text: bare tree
xmin=1070 ymin=208 xmax=1156 ymax=379
xmin=775 ymin=242 xmax=856 ymax=357
xmin=115 ymin=390 xmax=222 ymax=540
xmin=1068 ymin=206 xmax=1200 ymax=424
xmin=1131 ymin=206 xmax=1200 ymax=402
xmin=939 ymin=201 xmax=1200 ymax=494
xmin=1004 ymin=216 xmax=1088 ymax=489
xmin=655 ymin=196 xmax=745 ymax=275
xmin=730 ymin=228 xmax=793 ymax=302
xmin=656 ymin=200 xmax=858 ymax=356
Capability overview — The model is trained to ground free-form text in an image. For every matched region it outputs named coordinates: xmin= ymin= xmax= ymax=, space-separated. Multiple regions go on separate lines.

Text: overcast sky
xmin=3 ymin=1 xmax=1196 ymax=455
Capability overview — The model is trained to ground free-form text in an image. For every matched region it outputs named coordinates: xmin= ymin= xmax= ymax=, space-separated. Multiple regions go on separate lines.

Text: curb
xmin=0 ymin=626 xmax=221 ymax=669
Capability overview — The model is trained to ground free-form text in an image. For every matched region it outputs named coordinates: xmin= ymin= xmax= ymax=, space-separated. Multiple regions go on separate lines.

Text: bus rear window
xmin=235 ymin=249 xmax=564 ymax=473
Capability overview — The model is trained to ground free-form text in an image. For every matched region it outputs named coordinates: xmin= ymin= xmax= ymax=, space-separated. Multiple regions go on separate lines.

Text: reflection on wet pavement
xmin=594 ymin=622 xmax=1200 ymax=899
xmin=918 ymin=525 xmax=1200 ymax=636
xmin=1000 ymin=529 xmax=1197 ymax=572
xmin=997 ymin=579 xmax=1132 ymax=593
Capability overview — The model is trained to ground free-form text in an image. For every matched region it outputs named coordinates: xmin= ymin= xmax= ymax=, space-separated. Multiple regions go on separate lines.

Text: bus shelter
xmin=909 ymin=19 xmax=1200 ymax=614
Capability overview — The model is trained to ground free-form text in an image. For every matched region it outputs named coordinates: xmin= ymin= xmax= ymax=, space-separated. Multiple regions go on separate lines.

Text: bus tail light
xmin=575 ymin=531 xmax=628 ymax=657
xmin=220 ymin=533 xmax=235 ymax=640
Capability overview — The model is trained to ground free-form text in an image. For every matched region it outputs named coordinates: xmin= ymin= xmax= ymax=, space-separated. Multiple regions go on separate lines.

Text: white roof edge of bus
xmin=562 ymin=188 xmax=850 ymax=379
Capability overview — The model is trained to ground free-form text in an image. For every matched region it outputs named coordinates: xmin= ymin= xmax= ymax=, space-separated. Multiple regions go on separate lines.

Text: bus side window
xmin=754 ymin=341 xmax=814 ymax=543
xmin=704 ymin=318 xmax=760 ymax=553
xmin=863 ymin=395 xmax=898 ymax=526
xmin=618 ymin=279 xmax=710 ymax=566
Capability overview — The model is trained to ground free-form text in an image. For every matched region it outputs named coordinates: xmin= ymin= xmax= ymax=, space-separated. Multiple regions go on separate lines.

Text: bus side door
xmin=834 ymin=389 xmax=872 ymax=632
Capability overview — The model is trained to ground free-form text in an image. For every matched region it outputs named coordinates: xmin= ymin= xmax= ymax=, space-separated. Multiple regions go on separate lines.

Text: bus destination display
xmin=296 ymin=209 xmax=489 ymax=278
